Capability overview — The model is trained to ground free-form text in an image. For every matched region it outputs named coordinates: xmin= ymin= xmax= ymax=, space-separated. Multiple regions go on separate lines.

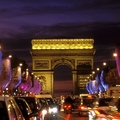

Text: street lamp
xmin=8 ymin=55 xmax=12 ymax=58
xmin=19 ymin=63 xmax=22 ymax=66
xmin=103 ymin=62 xmax=106 ymax=66
xmin=113 ymin=53 xmax=117 ymax=57
xmin=96 ymin=68 xmax=100 ymax=71
xmin=92 ymin=71 xmax=95 ymax=74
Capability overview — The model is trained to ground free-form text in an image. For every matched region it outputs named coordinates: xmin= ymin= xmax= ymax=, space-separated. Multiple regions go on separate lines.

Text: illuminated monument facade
xmin=30 ymin=39 xmax=96 ymax=95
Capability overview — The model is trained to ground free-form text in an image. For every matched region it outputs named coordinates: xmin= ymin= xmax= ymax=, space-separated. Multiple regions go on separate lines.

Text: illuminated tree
xmin=100 ymin=70 xmax=108 ymax=91
xmin=105 ymin=68 xmax=120 ymax=85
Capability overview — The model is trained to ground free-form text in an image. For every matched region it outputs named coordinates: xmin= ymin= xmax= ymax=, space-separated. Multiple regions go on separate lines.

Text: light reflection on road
xmin=58 ymin=112 xmax=89 ymax=120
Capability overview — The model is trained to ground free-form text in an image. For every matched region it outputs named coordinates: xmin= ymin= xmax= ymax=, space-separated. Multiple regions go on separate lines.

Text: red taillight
xmin=63 ymin=104 xmax=71 ymax=108
xmin=81 ymin=106 xmax=85 ymax=109
xmin=78 ymin=105 xmax=87 ymax=110
xmin=64 ymin=105 xmax=67 ymax=108
xmin=29 ymin=118 xmax=33 ymax=120
xmin=68 ymin=105 xmax=71 ymax=108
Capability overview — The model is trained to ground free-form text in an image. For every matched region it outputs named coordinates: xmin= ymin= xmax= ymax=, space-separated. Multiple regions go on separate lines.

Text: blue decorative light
xmin=100 ymin=70 xmax=108 ymax=91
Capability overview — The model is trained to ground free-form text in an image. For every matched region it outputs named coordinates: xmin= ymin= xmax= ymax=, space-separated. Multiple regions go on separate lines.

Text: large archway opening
xmin=54 ymin=65 xmax=73 ymax=97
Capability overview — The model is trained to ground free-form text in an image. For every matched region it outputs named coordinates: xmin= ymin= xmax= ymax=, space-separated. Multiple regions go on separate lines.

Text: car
xmin=72 ymin=97 xmax=81 ymax=113
xmin=53 ymin=97 xmax=61 ymax=111
xmin=37 ymin=97 xmax=58 ymax=119
xmin=38 ymin=97 xmax=48 ymax=109
xmin=46 ymin=98 xmax=58 ymax=118
xmin=14 ymin=97 xmax=39 ymax=120
xmin=0 ymin=96 xmax=25 ymax=120
xmin=78 ymin=97 xmax=95 ymax=116
xmin=89 ymin=106 xmax=120 ymax=120
xmin=63 ymin=96 xmax=80 ymax=114
xmin=20 ymin=96 xmax=48 ymax=120
xmin=89 ymin=97 xmax=120 ymax=120
xmin=63 ymin=102 xmax=72 ymax=114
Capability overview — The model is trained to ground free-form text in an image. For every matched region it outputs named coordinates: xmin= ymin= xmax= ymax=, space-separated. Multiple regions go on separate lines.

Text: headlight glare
xmin=49 ymin=107 xmax=58 ymax=113
xmin=42 ymin=109 xmax=47 ymax=115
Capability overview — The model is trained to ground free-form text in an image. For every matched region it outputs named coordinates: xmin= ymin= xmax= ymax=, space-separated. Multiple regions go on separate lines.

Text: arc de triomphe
xmin=30 ymin=39 xmax=96 ymax=96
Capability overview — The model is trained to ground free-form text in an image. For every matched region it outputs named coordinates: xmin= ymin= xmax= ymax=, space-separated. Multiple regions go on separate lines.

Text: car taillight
xmin=81 ymin=106 xmax=85 ymax=109
xmin=68 ymin=105 xmax=71 ymax=108
xmin=64 ymin=105 xmax=67 ymax=108
xmin=29 ymin=118 xmax=33 ymax=120
xmin=78 ymin=105 xmax=87 ymax=110
xmin=64 ymin=104 xmax=71 ymax=108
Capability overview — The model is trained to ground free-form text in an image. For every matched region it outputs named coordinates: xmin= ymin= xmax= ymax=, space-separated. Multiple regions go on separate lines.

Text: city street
xmin=57 ymin=111 xmax=89 ymax=120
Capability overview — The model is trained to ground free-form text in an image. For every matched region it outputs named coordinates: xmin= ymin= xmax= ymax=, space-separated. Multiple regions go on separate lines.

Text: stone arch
xmin=51 ymin=58 xmax=75 ymax=70
xmin=31 ymin=38 xmax=96 ymax=96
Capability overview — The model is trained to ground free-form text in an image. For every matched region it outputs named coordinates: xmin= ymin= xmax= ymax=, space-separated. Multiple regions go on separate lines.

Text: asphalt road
xmin=57 ymin=111 xmax=89 ymax=120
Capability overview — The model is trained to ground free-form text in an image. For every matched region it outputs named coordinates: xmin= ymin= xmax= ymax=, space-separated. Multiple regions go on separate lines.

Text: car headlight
xmin=30 ymin=116 xmax=37 ymax=120
xmin=42 ymin=109 xmax=47 ymax=115
xmin=49 ymin=107 xmax=58 ymax=113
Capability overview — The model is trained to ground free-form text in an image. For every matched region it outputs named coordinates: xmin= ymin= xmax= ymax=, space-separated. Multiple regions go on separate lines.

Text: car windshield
xmin=21 ymin=97 xmax=41 ymax=111
xmin=38 ymin=98 xmax=46 ymax=104
xmin=82 ymin=98 xmax=95 ymax=107
xmin=46 ymin=98 xmax=54 ymax=105
xmin=15 ymin=98 xmax=33 ymax=116
xmin=73 ymin=97 xmax=80 ymax=103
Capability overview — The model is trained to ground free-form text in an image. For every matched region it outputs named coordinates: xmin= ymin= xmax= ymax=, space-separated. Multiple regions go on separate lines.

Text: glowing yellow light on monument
xmin=32 ymin=39 xmax=94 ymax=50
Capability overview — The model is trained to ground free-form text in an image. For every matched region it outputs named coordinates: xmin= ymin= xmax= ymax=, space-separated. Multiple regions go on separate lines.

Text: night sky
xmin=0 ymin=0 xmax=120 ymax=96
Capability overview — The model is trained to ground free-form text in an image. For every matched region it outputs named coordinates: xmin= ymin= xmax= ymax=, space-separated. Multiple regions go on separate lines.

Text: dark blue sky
xmin=0 ymin=0 xmax=120 ymax=70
